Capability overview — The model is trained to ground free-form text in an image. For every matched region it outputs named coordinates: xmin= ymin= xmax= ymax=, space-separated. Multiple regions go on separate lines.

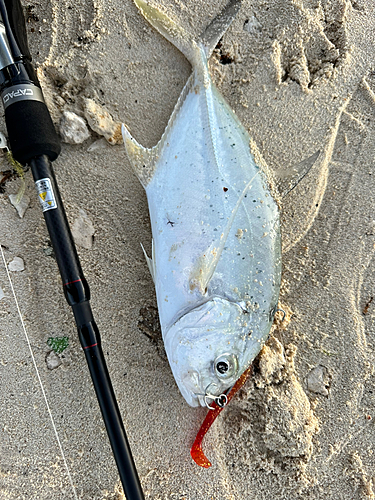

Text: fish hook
xmin=204 ymin=383 xmax=228 ymax=410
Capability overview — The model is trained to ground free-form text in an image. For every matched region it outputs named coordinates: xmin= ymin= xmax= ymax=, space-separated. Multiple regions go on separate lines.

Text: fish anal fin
xmin=122 ymin=124 xmax=158 ymax=187
xmin=123 ymin=73 xmax=195 ymax=186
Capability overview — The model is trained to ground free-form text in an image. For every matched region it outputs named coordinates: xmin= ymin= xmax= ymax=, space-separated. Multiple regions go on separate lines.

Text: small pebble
xmin=45 ymin=351 xmax=62 ymax=370
xmin=71 ymin=209 xmax=95 ymax=249
xmin=60 ymin=111 xmax=91 ymax=144
xmin=9 ymin=194 xmax=30 ymax=218
xmin=8 ymin=256 xmax=24 ymax=272
xmin=307 ymin=365 xmax=330 ymax=396
xmin=83 ymin=98 xmax=123 ymax=145
xmin=244 ymin=15 xmax=262 ymax=34
xmin=43 ymin=246 xmax=54 ymax=257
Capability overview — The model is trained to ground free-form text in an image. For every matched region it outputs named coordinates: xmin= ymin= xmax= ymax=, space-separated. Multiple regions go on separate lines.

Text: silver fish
xmin=123 ymin=0 xmax=281 ymax=407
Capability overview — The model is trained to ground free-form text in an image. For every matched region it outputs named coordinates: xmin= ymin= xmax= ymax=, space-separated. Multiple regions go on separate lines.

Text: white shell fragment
xmin=9 ymin=194 xmax=30 ymax=218
xmin=83 ymin=98 xmax=123 ymax=145
xmin=0 ymin=131 xmax=8 ymax=149
xmin=71 ymin=209 xmax=95 ymax=249
xmin=306 ymin=365 xmax=330 ymax=396
xmin=87 ymin=138 xmax=109 ymax=152
xmin=45 ymin=351 xmax=62 ymax=370
xmin=0 ymin=286 xmax=4 ymax=301
xmin=8 ymin=256 xmax=24 ymax=272
xmin=59 ymin=111 xmax=91 ymax=144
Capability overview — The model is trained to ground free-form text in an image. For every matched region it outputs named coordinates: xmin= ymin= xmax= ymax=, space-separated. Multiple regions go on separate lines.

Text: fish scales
xmin=123 ymin=0 xmax=281 ymax=407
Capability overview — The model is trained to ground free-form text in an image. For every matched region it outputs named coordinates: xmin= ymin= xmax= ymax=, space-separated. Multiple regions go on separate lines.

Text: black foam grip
xmin=5 ymin=99 xmax=61 ymax=164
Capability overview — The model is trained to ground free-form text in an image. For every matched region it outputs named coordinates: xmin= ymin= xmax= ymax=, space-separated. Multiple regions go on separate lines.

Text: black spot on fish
xmin=223 ymin=187 xmax=228 ymax=192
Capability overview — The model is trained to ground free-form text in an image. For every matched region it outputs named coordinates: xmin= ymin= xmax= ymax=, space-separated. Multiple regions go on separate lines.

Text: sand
xmin=1 ymin=0 xmax=375 ymax=498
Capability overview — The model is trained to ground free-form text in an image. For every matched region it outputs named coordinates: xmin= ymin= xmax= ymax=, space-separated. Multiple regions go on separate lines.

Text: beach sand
xmin=1 ymin=0 xmax=375 ymax=498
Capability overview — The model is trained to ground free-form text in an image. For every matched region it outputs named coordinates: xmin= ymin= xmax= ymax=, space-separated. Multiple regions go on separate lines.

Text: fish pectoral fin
xmin=122 ymin=124 xmax=158 ymax=187
xmin=189 ymin=172 xmax=259 ymax=294
xmin=141 ymin=241 xmax=156 ymax=283
xmin=277 ymin=150 xmax=321 ymax=197
xmin=189 ymin=241 xmax=218 ymax=294
xmin=199 ymin=0 xmax=242 ymax=59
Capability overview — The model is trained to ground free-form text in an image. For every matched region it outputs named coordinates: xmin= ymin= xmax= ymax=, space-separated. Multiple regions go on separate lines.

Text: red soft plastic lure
xmin=190 ymin=366 xmax=253 ymax=468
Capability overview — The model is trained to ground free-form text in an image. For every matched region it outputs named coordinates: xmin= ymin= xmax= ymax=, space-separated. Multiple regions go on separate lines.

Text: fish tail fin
xmin=133 ymin=0 xmax=199 ymax=65
xmin=199 ymin=0 xmax=242 ymax=59
xmin=133 ymin=0 xmax=242 ymax=66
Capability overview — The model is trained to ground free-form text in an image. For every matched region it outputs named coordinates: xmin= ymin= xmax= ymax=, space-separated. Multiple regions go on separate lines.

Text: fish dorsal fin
xmin=141 ymin=240 xmax=156 ymax=283
xmin=278 ymin=150 xmax=321 ymax=198
xmin=189 ymin=172 xmax=258 ymax=294
xmin=199 ymin=0 xmax=242 ymax=58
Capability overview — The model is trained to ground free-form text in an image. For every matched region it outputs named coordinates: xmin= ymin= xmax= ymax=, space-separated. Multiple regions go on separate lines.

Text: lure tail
xmin=191 ymin=366 xmax=252 ymax=468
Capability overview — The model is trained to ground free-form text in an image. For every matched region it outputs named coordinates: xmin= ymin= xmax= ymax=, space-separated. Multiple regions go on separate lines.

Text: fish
xmin=122 ymin=0 xmax=282 ymax=409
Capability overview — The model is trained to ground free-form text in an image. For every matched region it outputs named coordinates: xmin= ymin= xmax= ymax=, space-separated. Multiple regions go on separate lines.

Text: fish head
xmin=164 ymin=297 xmax=268 ymax=407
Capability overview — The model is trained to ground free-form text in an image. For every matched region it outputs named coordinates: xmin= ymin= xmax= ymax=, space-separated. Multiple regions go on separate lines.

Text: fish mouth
xmin=181 ymin=370 xmax=230 ymax=408
xmin=179 ymin=370 xmax=203 ymax=407
xmin=174 ymin=365 xmax=235 ymax=408
xmin=194 ymin=382 xmax=230 ymax=409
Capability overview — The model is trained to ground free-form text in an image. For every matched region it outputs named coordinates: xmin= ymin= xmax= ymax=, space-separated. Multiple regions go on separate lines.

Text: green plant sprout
xmin=6 ymin=150 xmax=25 ymax=204
xmin=47 ymin=336 xmax=69 ymax=354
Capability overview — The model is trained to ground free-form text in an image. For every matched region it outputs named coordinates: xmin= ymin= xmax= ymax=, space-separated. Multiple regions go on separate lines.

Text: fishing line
xmin=0 ymin=244 xmax=79 ymax=500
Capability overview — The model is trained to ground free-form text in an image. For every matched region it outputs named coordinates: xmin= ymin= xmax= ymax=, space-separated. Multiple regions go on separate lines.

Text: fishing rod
xmin=0 ymin=1 xmax=145 ymax=499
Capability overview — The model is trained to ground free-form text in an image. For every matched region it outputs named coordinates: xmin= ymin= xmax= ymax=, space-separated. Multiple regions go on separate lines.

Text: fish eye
xmin=214 ymin=353 xmax=238 ymax=379
xmin=217 ymin=361 xmax=229 ymax=374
